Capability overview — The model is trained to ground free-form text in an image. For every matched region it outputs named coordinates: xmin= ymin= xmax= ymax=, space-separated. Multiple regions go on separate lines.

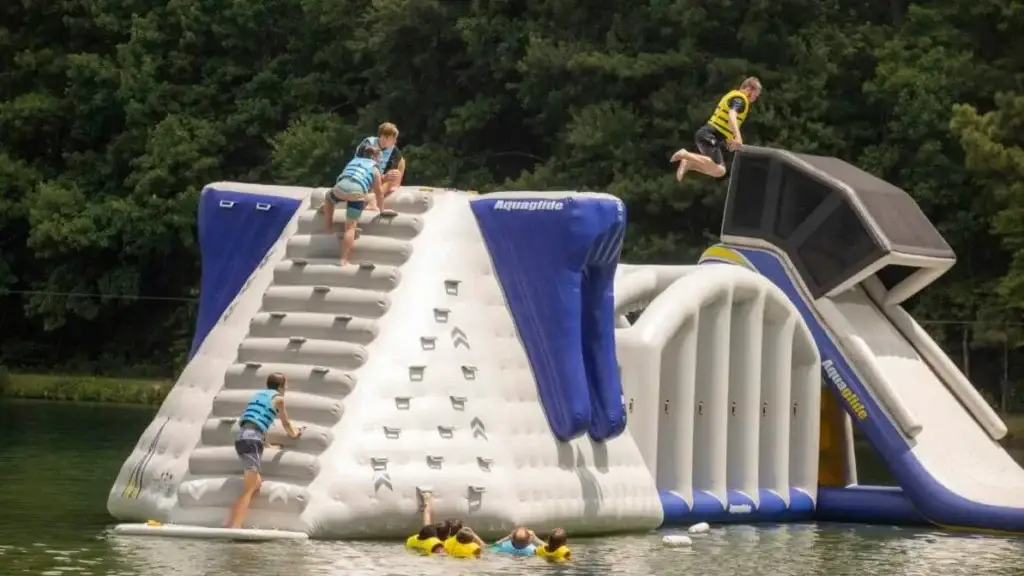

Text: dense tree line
xmin=0 ymin=1 xmax=1022 ymax=401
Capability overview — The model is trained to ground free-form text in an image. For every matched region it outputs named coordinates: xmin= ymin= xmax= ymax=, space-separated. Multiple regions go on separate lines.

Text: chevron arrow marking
xmin=470 ymin=417 xmax=487 ymax=440
xmin=373 ymin=471 xmax=393 ymax=492
xmin=267 ymin=483 xmax=291 ymax=505
xmin=450 ymin=327 xmax=470 ymax=349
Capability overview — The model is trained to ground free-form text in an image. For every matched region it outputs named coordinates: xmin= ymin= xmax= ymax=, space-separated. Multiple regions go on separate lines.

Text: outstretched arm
xmin=728 ymin=110 xmax=742 ymax=146
xmin=273 ymin=396 xmax=302 ymax=438
xmin=372 ymin=169 xmax=384 ymax=210
xmin=394 ymin=156 xmax=406 ymax=186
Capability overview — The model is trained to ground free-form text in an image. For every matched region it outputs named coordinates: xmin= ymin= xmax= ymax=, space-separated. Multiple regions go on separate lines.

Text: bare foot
xmin=339 ymin=260 xmax=349 ymax=267
xmin=670 ymin=148 xmax=689 ymax=163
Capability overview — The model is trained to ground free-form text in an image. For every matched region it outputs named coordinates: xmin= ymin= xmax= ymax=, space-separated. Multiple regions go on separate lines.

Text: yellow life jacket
xmin=405 ymin=534 xmax=443 ymax=555
xmin=707 ymin=89 xmax=751 ymax=140
xmin=536 ymin=544 xmax=571 ymax=561
xmin=444 ymin=537 xmax=481 ymax=558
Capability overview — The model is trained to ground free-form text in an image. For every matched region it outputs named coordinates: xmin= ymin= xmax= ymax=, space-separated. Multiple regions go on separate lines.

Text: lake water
xmin=2 ymin=399 xmax=1024 ymax=575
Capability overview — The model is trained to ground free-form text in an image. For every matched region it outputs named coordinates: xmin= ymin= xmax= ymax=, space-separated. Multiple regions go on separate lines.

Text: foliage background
xmin=0 ymin=0 xmax=1022 ymax=403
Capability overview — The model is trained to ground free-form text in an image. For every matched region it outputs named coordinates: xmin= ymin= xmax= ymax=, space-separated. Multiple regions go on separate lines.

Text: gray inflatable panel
xmin=211 ymin=389 xmax=344 ymax=428
xmin=261 ymin=286 xmax=390 ymax=318
xmin=236 ymin=337 xmax=368 ymax=370
xmin=272 ymin=261 xmax=402 ymax=292
xmin=297 ymin=210 xmax=425 ymax=239
xmin=286 ymin=235 xmax=413 ymax=267
xmin=188 ymin=446 xmax=320 ymax=483
xmin=222 ymin=363 xmax=357 ymax=398
xmin=248 ymin=312 xmax=380 ymax=345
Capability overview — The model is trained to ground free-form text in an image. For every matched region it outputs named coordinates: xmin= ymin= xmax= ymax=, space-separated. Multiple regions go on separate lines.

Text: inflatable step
xmin=177 ymin=478 xmax=311 ymax=515
xmin=223 ymin=362 xmax=356 ymax=398
xmin=296 ymin=210 xmax=425 ymax=239
xmin=261 ymin=285 xmax=390 ymax=319
xmin=248 ymin=311 xmax=380 ymax=345
xmin=309 ymin=187 xmax=435 ymax=215
xmin=199 ymin=418 xmax=334 ymax=453
xmin=286 ymin=235 xmax=413 ymax=267
xmin=209 ymin=389 xmax=344 ymax=429
xmin=272 ymin=260 xmax=401 ymax=292
xmin=187 ymin=446 xmax=320 ymax=484
xmin=237 ymin=337 xmax=368 ymax=371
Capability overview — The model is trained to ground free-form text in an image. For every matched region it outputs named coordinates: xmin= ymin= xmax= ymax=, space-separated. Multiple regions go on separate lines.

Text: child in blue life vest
xmin=224 ymin=373 xmax=303 ymax=529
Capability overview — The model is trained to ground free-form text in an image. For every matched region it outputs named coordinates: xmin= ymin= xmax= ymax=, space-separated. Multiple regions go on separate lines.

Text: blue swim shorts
xmin=235 ymin=425 xmax=265 ymax=473
xmin=328 ymin=178 xmax=368 ymax=221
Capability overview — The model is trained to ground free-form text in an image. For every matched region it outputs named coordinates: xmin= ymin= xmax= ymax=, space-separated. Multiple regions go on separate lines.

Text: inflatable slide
xmin=700 ymin=146 xmax=1024 ymax=533
xmin=108 ymin=147 xmax=1024 ymax=538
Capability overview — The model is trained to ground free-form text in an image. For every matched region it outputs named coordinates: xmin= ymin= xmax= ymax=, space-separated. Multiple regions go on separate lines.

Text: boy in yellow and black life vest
xmin=671 ymin=77 xmax=762 ymax=182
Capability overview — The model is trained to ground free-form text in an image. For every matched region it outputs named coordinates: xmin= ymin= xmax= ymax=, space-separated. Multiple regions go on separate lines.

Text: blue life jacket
xmin=492 ymin=540 xmax=536 ymax=556
xmin=338 ymin=157 xmax=376 ymax=193
xmin=355 ymin=136 xmax=394 ymax=172
xmin=240 ymin=389 xmax=280 ymax=433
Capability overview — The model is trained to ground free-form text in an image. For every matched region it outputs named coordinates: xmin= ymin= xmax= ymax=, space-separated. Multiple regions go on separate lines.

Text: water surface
xmin=2 ymin=399 xmax=1023 ymax=575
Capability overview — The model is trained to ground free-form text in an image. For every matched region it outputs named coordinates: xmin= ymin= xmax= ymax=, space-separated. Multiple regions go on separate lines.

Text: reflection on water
xmin=2 ymin=399 xmax=1024 ymax=575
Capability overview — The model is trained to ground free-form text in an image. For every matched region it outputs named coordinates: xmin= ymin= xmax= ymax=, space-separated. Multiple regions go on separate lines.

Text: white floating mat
xmin=113 ymin=523 xmax=309 ymax=541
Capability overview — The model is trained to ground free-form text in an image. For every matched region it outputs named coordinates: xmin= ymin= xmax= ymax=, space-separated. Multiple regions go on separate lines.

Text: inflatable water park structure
xmin=108 ymin=145 xmax=1024 ymax=538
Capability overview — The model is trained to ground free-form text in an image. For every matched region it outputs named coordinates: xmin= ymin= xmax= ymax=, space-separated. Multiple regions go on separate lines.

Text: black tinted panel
xmin=775 ymin=166 xmax=831 ymax=240
xmin=877 ymin=265 xmax=917 ymax=290
xmin=795 ymin=201 xmax=880 ymax=292
xmin=726 ymin=155 xmax=770 ymax=231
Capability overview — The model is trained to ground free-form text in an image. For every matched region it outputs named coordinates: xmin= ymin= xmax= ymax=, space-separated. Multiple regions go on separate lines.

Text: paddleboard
xmin=113 ymin=523 xmax=309 ymax=541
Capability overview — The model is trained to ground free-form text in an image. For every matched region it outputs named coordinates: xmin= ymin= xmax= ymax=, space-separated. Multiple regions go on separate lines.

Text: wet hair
xmin=455 ymin=527 xmax=475 ymax=544
xmin=417 ymin=524 xmax=438 ymax=540
xmin=378 ymin=122 xmax=399 ymax=139
xmin=546 ymin=528 xmax=568 ymax=550
xmin=434 ymin=521 xmax=451 ymax=540
xmin=511 ymin=526 xmax=531 ymax=548
xmin=266 ymin=372 xmax=286 ymax=391
xmin=358 ymin=145 xmax=380 ymax=160
xmin=447 ymin=519 xmax=463 ymax=534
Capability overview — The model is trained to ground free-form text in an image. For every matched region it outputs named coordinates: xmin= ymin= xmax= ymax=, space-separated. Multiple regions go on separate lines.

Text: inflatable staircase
xmin=109 ymin=185 xmax=663 ymax=538
xmin=174 ymin=191 xmax=432 ymax=529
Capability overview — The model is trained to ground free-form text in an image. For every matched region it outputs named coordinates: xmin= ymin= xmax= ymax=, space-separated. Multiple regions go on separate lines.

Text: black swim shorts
xmin=694 ymin=125 xmax=730 ymax=168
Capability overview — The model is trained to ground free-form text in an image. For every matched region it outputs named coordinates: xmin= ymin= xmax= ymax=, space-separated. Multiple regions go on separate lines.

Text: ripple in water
xmin=4 ymin=523 xmax=1022 ymax=576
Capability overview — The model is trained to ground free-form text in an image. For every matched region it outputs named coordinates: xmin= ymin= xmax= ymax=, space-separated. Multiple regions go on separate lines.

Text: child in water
xmin=404 ymin=492 xmax=444 ymax=554
xmin=536 ymin=528 xmax=571 ymax=561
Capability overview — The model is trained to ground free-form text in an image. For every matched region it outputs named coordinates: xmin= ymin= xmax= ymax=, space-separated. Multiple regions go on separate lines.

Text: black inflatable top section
xmin=721 ymin=146 xmax=954 ymax=299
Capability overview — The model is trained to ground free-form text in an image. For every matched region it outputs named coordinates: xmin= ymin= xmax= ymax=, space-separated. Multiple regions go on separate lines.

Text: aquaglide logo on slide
xmin=493 ymin=199 xmax=565 ymax=211
xmin=822 ymin=358 xmax=869 ymax=420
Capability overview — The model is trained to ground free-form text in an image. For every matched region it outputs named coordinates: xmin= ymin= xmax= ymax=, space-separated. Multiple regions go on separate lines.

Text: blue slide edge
xmin=190 ymin=187 xmax=300 ymax=358
xmin=660 ymin=488 xmax=815 ymax=525
xmin=731 ymin=245 xmax=1024 ymax=532
xmin=815 ymin=486 xmax=923 ymax=526
xmin=470 ymin=195 xmax=627 ymax=442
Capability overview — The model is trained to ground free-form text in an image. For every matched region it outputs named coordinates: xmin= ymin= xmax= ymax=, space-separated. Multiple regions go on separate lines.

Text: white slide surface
xmin=822 ymin=286 xmax=1024 ymax=508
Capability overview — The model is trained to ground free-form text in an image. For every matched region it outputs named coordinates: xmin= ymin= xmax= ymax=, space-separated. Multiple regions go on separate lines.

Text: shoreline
xmin=3 ymin=372 xmax=1024 ymax=446
xmin=0 ymin=372 xmax=172 ymax=406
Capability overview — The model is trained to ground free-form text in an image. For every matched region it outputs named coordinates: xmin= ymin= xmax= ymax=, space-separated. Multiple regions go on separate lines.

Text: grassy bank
xmin=0 ymin=370 xmax=172 ymax=405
